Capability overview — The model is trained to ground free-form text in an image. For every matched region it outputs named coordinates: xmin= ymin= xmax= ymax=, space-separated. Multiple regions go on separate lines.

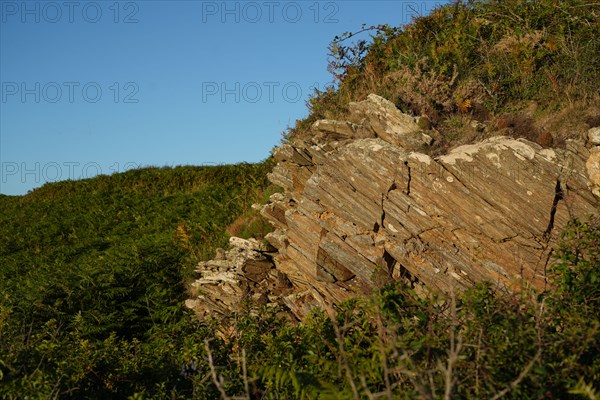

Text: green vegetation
xmin=289 ymin=0 xmax=600 ymax=150
xmin=203 ymin=216 xmax=600 ymax=399
xmin=1 ymin=0 xmax=599 ymax=398
xmin=2 ymin=181 xmax=598 ymax=398
xmin=0 ymin=162 xmax=275 ymax=398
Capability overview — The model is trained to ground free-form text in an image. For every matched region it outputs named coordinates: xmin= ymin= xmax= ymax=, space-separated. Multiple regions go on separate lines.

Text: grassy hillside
xmin=289 ymin=0 xmax=600 ymax=152
xmin=0 ymin=162 xmax=275 ymax=398
xmin=2 ymin=182 xmax=598 ymax=399
xmin=1 ymin=0 xmax=599 ymax=398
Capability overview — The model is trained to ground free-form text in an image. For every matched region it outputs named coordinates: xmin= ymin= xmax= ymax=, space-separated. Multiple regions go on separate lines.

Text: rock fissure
xmin=405 ymin=162 xmax=412 ymax=195
xmin=499 ymin=234 xmax=519 ymax=243
xmin=543 ymin=179 xmax=565 ymax=240
xmin=380 ymin=193 xmax=386 ymax=231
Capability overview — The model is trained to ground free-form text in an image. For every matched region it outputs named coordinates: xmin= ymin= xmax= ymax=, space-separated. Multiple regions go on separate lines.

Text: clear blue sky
xmin=0 ymin=0 xmax=446 ymax=195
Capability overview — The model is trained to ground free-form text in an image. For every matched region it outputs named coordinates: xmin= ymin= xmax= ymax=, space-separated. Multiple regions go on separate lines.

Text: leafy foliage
xmin=2 ymin=1 xmax=600 ymax=398
xmin=0 ymin=162 xmax=274 ymax=398
xmin=0 ymin=143 xmax=598 ymax=400
xmin=199 ymin=243 xmax=599 ymax=399
xmin=200 ymin=217 xmax=600 ymax=399
xmin=288 ymin=0 xmax=600 ymax=144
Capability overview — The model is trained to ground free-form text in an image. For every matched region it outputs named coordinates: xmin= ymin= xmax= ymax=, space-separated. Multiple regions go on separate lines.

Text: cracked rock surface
xmin=190 ymin=94 xmax=599 ymax=320
xmin=185 ymin=237 xmax=294 ymax=319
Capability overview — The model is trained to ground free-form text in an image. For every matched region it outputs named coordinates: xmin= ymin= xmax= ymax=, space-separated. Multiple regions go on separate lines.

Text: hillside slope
xmin=289 ymin=0 xmax=600 ymax=149
xmin=2 ymin=0 xmax=600 ymax=398
xmin=0 ymin=163 xmax=274 ymax=398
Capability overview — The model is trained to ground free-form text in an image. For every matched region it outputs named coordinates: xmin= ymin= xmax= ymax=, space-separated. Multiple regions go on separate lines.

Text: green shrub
xmin=0 ymin=161 xmax=273 ymax=399
xmin=288 ymin=0 xmax=600 ymax=143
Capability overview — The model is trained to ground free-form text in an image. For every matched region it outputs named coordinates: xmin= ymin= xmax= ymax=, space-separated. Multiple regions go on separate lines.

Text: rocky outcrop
xmin=185 ymin=237 xmax=295 ymax=319
xmin=189 ymin=94 xmax=599 ymax=320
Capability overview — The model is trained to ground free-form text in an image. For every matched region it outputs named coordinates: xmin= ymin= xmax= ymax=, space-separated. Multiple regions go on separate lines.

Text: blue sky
xmin=0 ymin=0 xmax=445 ymax=195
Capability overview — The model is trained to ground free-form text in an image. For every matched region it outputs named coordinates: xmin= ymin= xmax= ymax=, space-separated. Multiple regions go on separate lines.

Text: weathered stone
xmin=587 ymin=148 xmax=600 ymax=197
xmin=260 ymin=120 xmax=597 ymax=317
xmin=264 ymin=229 xmax=287 ymax=250
xmin=311 ymin=119 xmax=376 ymax=141
xmin=316 ymin=247 xmax=356 ymax=282
xmin=229 ymin=237 xmax=261 ymax=252
xmin=273 ymin=143 xmax=313 ymax=166
xmin=189 ymin=94 xmax=599 ymax=322
xmin=214 ymin=248 xmax=226 ymax=260
xmin=243 ymin=259 xmax=273 ymax=275
xmin=261 ymin=196 xmax=288 ymax=228
xmin=588 ymin=127 xmax=600 ymax=145
xmin=348 ymin=94 xmax=433 ymax=150
xmin=186 ymin=236 xmax=292 ymax=319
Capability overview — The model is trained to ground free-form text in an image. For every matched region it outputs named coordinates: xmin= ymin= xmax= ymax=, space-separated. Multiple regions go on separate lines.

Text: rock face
xmin=185 ymin=237 xmax=294 ymax=319
xmin=588 ymin=126 xmax=600 ymax=145
xmin=189 ymin=94 xmax=599 ymax=320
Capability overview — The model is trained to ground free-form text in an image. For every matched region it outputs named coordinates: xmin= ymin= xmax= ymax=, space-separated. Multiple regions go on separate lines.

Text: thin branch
xmin=441 ymin=290 xmax=463 ymax=400
xmin=376 ymin=315 xmax=394 ymax=400
xmin=488 ymin=348 xmax=541 ymax=400
xmin=489 ymin=299 xmax=545 ymax=400
xmin=205 ymin=339 xmax=231 ymax=400
xmin=241 ymin=349 xmax=250 ymax=400
xmin=331 ymin=317 xmax=361 ymax=400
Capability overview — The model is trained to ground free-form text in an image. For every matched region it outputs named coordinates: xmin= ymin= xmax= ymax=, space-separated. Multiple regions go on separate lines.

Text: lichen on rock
xmin=189 ymin=95 xmax=599 ymax=320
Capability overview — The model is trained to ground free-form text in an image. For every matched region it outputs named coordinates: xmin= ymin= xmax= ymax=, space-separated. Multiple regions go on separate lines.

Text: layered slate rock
xmin=185 ymin=237 xmax=294 ymax=319
xmin=189 ymin=94 xmax=599 ymax=320
xmin=260 ymin=95 xmax=599 ymax=318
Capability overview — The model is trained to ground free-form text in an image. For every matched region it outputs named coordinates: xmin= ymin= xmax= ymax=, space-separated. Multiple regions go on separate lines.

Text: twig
xmin=475 ymin=328 xmax=483 ymax=397
xmin=331 ymin=317 xmax=361 ymax=400
xmin=488 ymin=348 xmax=541 ymax=400
xmin=441 ymin=290 xmax=463 ymax=400
xmin=205 ymin=339 xmax=231 ymax=400
xmin=240 ymin=348 xmax=250 ymax=400
xmin=489 ymin=299 xmax=545 ymax=400
xmin=376 ymin=314 xmax=394 ymax=400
